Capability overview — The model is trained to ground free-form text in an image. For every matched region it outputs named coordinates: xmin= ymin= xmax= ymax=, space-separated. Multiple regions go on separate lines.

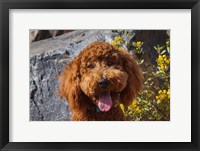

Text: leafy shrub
xmin=111 ymin=30 xmax=170 ymax=121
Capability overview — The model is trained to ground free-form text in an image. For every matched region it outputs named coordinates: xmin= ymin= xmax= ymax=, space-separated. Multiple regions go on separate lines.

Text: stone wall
xmin=30 ymin=30 xmax=119 ymax=121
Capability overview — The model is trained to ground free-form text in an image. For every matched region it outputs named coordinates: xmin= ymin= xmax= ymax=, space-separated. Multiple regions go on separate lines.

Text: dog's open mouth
xmin=98 ymin=92 xmax=112 ymax=112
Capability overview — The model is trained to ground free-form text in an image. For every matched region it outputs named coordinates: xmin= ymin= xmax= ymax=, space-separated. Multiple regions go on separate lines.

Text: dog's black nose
xmin=98 ymin=78 xmax=109 ymax=87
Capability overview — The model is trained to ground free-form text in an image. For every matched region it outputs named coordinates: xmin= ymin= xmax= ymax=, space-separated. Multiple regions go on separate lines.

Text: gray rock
xmin=29 ymin=30 xmax=120 ymax=121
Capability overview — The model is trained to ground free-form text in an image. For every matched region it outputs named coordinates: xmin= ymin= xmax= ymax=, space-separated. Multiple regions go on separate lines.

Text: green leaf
xmin=157 ymin=114 xmax=163 ymax=120
xmin=160 ymin=50 xmax=166 ymax=54
xmin=132 ymin=42 xmax=136 ymax=47
xmin=155 ymin=71 xmax=165 ymax=77
xmin=167 ymin=47 xmax=170 ymax=54
xmin=154 ymin=46 xmax=158 ymax=51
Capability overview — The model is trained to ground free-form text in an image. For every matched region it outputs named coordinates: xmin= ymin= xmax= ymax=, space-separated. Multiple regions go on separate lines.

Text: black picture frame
xmin=0 ymin=0 xmax=199 ymax=151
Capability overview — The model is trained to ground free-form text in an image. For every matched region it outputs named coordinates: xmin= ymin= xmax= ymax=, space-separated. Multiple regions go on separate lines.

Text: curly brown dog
xmin=59 ymin=41 xmax=143 ymax=121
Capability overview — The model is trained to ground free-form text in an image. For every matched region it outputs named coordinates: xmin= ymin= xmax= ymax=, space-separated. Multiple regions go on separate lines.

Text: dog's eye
xmin=87 ymin=64 xmax=95 ymax=69
xmin=113 ymin=65 xmax=123 ymax=70
xmin=108 ymin=62 xmax=113 ymax=66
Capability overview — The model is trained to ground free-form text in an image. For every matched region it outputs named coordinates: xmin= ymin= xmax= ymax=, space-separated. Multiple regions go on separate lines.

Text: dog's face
xmin=59 ymin=41 xmax=143 ymax=112
xmin=79 ymin=50 xmax=128 ymax=112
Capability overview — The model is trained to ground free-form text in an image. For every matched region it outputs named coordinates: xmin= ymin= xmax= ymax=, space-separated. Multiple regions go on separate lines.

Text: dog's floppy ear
xmin=58 ymin=57 xmax=88 ymax=112
xmin=120 ymin=52 xmax=144 ymax=106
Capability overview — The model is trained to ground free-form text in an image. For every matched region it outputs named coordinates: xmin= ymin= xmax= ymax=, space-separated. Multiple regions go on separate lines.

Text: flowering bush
xmin=111 ymin=31 xmax=170 ymax=121
xmin=110 ymin=36 xmax=124 ymax=48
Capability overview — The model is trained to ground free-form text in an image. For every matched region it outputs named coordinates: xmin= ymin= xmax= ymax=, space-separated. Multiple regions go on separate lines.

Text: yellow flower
xmin=118 ymin=47 xmax=125 ymax=52
xmin=115 ymin=36 xmax=123 ymax=41
xmin=157 ymin=54 xmax=170 ymax=71
xmin=167 ymin=89 xmax=170 ymax=94
xmin=136 ymin=41 xmax=142 ymax=47
xmin=158 ymin=55 xmax=163 ymax=59
xmin=128 ymin=100 xmax=137 ymax=109
xmin=132 ymin=101 xmax=137 ymax=107
xmin=166 ymin=59 xmax=170 ymax=64
xmin=110 ymin=36 xmax=124 ymax=48
xmin=110 ymin=41 xmax=115 ymax=44
xmin=135 ymin=107 xmax=141 ymax=113
xmin=120 ymin=104 xmax=125 ymax=113
xmin=156 ymin=89 xmax=170 ymax=102
xmin=160 ymin=64 xmax=165 ymax=70
xmin=160 ymin=94 xmax=166 ymax=100
xmin=167 ymin=89 xmax=170 ymax=100
xmin=156 ymin=96 xmax=159 ymax=100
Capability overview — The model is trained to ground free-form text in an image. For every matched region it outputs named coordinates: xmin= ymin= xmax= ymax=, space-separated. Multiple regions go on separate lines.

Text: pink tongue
xmin=98 ymin=93 xmax=112 ymax=112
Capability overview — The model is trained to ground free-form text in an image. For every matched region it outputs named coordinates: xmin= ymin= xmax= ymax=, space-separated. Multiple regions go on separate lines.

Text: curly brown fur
xmin=59 ymin=41 xmax=143 ymax=121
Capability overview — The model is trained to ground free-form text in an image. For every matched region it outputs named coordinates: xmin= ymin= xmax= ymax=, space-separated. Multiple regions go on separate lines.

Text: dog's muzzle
xmin=98 ymin=78 xmax=110 ymax=88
